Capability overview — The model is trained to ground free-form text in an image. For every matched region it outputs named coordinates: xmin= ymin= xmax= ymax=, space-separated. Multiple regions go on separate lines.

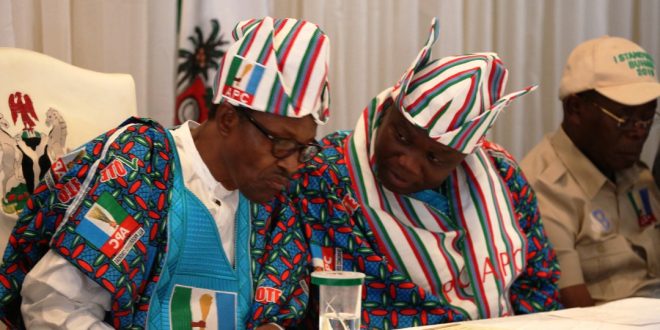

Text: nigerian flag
xmin=175 ymin=0 xmax=269 ymax=125
xmin=171 ymin=285 xmax=237 ymax=329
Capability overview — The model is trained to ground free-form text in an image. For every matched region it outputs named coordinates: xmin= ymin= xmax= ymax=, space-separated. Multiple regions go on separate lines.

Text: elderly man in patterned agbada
xmin=0 ymin=17 xmax=330 ymax=330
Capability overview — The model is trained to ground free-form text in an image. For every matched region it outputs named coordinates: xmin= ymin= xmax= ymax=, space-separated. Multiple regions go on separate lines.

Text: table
xmin=397 ymin=297 xmax=660 ymax=330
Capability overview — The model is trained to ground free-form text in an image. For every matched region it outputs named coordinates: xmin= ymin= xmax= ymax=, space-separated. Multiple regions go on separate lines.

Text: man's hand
xmin=560 ymin=284 xmax=596 ymax=308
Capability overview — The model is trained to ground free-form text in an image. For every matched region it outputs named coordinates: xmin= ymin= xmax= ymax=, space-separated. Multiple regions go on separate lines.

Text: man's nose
xmin=396 ymin=152 xmax=422 ymax=177
xmin=277 ymin=152 xmax=301 ymax=177
xmin=625 ymin=123 xmax=651 ymax=141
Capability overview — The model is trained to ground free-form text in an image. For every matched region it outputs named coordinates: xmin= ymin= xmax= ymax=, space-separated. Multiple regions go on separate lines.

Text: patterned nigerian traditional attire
xmin=0 ymin=118 xmax=310 ymax=329
xmin=293 ymin=18 xmax=561 ymax=329
xmin=0 ymin=16 xmax=331 ymax=329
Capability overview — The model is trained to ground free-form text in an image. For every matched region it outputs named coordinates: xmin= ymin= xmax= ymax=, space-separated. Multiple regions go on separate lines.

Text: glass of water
xmin=311 ymin=271 xmax=365 ymax=330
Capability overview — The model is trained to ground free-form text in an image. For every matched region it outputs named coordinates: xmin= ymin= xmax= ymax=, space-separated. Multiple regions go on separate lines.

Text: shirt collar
xmin=172 ymin=121 xmax=233 ymax=201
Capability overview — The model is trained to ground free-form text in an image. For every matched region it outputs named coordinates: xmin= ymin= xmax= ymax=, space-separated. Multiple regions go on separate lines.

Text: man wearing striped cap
xmin=292 ymin=18 xmax=561 ymax=328
xmin=0 ymin=17 xmax=329 ymax=329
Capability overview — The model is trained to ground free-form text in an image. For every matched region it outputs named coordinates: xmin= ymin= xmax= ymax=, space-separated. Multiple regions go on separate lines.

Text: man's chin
xmin=607 ymin=159 xmax=638 ymax=173
xmin=378 ymin=176 xmax=415 ymax=195
xmin=375 ymin=166 xmax=400 ymax=190
xmin=241 ymin=190 xmax=277 ymax=204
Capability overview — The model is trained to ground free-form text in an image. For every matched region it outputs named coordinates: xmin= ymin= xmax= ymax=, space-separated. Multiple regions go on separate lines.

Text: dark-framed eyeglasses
xmin=580 ymin=96 xmax=659 ymax=130
xmin=235 ymin=107 xmax=321 ymax=163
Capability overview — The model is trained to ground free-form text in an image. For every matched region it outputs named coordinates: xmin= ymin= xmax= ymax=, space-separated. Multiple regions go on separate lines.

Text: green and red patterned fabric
xmin=0 ymin=117 xmax=311 ymax=329
xmin=289 ymin=18 xmax=559 ymax=328
xmin=291 ymin=130 xmax=561 ymax=329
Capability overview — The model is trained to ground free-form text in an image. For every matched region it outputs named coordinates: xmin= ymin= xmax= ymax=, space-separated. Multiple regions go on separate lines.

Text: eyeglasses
xmin=235 ymin=107 xmax=321 ymax=163
xmin=584 ymin=98 xmax=658 ymax=130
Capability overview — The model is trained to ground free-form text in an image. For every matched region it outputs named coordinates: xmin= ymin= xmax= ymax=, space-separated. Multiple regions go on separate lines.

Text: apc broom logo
xmin=222 ymin=56 xmax=266 ymax=106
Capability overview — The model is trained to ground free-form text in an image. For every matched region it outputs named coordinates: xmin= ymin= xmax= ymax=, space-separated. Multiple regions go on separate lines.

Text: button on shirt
xmin=521 ymin=128 xmax=660 ymax=303
xmin=20 ymin=121 xmax=238 ymax=328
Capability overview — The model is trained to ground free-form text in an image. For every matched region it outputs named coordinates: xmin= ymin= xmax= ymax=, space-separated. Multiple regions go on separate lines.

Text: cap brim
xmin=596 ymin=82 xmax=660 ymax=106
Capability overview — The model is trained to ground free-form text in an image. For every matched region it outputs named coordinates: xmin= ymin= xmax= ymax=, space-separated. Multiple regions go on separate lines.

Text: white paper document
xmin=397 ymin=297 xmax=660 ymax=329
xmin=547 ymin=297 xmax=660 ymax=326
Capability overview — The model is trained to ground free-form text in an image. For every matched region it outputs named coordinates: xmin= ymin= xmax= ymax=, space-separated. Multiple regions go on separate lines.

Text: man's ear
xmin=563 ymin=95 xmax=584 ymax=126
xmin=214 ymin=102 xmax=240 ymax=136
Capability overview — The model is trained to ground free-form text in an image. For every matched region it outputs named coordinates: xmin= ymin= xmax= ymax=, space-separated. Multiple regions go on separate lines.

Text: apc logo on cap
xmin=222 ymin=56 xmax=265 ymax=106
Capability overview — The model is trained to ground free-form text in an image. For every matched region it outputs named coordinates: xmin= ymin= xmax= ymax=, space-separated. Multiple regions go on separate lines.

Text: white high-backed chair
xmin=0 ymin=48 xmax=137 ymax=256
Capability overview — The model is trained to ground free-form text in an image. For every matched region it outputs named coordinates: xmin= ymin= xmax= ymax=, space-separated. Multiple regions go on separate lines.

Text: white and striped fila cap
xmin=212 ymin=17 xmax=331 ymax=125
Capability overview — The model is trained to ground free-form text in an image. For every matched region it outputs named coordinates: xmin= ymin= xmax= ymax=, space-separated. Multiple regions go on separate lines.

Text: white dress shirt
xmin=21 ymin=121 xmax=239 ymax=328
